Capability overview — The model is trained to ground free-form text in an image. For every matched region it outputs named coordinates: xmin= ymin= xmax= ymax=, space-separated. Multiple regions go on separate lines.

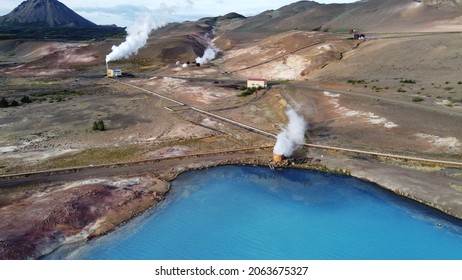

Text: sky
xmin=0 ymin=0 xmax=358 ymax=27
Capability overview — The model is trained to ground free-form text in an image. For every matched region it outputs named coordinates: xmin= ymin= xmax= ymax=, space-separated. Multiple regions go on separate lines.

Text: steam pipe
xmin=111 ymin=81 xmax=462 ymax=168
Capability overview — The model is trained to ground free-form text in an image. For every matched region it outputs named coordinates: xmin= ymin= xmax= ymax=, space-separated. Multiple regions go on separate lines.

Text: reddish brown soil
xmin=0 ymin=176 xmax=168 ymax=259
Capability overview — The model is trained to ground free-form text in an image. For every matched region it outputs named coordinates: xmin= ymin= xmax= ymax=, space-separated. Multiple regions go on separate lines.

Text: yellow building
xmin=107 ymin=68 xmax=122 ymax=78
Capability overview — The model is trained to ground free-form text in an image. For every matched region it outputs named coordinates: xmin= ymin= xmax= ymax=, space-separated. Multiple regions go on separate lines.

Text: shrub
xmin=451 ymin=97 xmax=462 ymax=103
xmin=347 ymin=79 xmax=366 ymax=85
xmin=51 ymin=96 xmax=64 ymax=102
xmin=372 ymin=86 xmax=382 ymax=91
xmin=397 ymin=88 xmax=406 ymax=93
xmin=458 ymin=81 xmax=462 ymax=85
xmin=10 ymin=100 xmax=19 ymax=106
xmin=444 ymin=87 xmax=453 ymax=91
xmin=21 ymin=95 xmax=32 ymax=103
xmin=0 ymin=97 xmax=8 ymax=108
xmin=400 ymin=79 xmax=416 ymax=84
xmin=238 ymin=87 xmax=257 ymax=97
xmin=92 ymin=120 xmax=106 ymax=131
xmin=412 ymin=96 xmax=424 ymax=102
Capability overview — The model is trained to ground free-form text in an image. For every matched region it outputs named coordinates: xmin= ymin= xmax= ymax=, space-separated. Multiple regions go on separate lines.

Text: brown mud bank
xmin=0 ymin=176 xmax=168 ymax=260
xmin=0 ymin=149 xmax=461 ymax=259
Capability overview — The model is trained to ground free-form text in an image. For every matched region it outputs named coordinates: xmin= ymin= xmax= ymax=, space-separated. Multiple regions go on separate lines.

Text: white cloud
xmin=74 ymin=4 xmax=176 ymax=26
xmin=74 ymin=5 xmax=147 ymax=25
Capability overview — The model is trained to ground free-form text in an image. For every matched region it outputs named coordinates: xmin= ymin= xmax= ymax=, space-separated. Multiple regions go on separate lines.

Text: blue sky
xmin=0 ymin=0 xmax=358 ymax=27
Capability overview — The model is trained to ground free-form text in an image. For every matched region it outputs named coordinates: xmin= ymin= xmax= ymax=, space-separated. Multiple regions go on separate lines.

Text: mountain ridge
xmin=215 ymin=0 xmax=462 ymax=34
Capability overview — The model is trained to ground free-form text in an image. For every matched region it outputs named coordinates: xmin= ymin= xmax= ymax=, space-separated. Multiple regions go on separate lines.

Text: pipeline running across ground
xmin=2 ymin=79 xmax=460 ymax=183
xmin=0 ymin=146 xmax=274 ymax=183
xmin=115 ymin=79 xmax=462 ymax=168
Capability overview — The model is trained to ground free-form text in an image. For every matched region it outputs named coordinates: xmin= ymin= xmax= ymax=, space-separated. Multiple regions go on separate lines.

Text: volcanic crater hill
xmin=0 ymin=0 xmax=124 ymax=40
xmin=0 ymin=0 xmax=95 ymax=28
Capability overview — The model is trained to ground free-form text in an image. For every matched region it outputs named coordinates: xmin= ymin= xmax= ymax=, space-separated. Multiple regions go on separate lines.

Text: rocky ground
xmin=0 ymin=29 xmax=461 ymax=259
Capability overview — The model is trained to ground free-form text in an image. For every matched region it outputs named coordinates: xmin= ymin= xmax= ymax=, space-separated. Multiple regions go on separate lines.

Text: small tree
xmin=0 ymin=97 xmax=8 ymax=108
xmin=21 ymin=95 xmax=32 ymax=103
xmin=98 ymin=120 xmax=105 ymax=131
xmin=10 ymin=100 xmax=19 ymax=106
xmin=92 ymin=120 xmax=106 ymax=131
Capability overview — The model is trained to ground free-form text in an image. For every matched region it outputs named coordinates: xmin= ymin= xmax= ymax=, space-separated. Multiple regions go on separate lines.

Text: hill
xmin=324 ymin=0 xmax=462 ymax=32
xmin=230 ymin=1 xmax=350 ymax=34
xmin=217 ymin=0 xmax=462 ymax=35
xmin=0 ymin=0 xmax=96 ymax=28
xmin=0 ymin=0 xmax=124 ymax=40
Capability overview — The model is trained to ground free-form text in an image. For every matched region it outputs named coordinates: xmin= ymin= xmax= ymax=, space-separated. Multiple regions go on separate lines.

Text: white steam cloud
xmin=195 ymin=32 xmax=220 ymax=65
xmin=106 ymin=7 xmax=170 ymax=63
xmin=273 ymin=107 xmax=307 ymax=157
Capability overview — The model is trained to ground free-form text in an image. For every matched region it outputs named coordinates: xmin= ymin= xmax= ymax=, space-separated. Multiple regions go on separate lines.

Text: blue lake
xmin=61 ymin=165 xmax=462 ymax=260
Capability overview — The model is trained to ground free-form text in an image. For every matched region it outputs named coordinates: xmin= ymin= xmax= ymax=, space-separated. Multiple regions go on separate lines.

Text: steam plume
xmin=195 ymin=32 xmax=220 ymax=65
xmin=273 ymin=107 xmax=307 ymax=157
xmin=106 ymin=7 xmax=170 ymax=64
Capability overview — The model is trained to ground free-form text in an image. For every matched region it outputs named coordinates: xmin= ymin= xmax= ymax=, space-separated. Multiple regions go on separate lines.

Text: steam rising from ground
xmin=195 ymin=32 xmax=220 ymax=65
xmin=106 ymin=7 xmax=170 ymax=63
xmin=274 ymin=107 xmax=307 ymax=157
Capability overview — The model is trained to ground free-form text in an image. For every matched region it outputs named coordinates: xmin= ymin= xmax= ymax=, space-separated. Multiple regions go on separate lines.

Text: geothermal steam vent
xmin=195 ymin=30 xmax=220 ymax=65
xmin=273 ymin=108 xmax=307 ymax=162
xmin=105 ymin=8 xmax=170 ymax=71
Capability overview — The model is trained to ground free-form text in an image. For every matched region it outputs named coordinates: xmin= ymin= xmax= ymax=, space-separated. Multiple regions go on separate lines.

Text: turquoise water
xmin=63 ymin=165 xmax=462 ymax=260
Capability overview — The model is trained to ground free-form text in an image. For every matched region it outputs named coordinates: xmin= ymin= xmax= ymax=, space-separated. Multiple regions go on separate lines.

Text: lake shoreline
xmin=1 ymin=149 xmax=461 ymax=259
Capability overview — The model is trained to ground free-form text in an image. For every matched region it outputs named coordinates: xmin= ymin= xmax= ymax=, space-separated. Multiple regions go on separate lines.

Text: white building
xmin=247 ymin=78 xmax=267 ymax=88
